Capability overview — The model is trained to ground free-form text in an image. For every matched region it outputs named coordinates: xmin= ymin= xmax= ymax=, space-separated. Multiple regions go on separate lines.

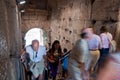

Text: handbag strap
xmin=106 ymin=33 xmax=112 ymax=44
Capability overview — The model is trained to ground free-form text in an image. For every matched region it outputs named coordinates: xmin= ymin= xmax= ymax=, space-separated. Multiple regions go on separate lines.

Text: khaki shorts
xmin=89 ymin=50 xmax=100 ymax=71
xmin=30 ymin=59 xmax=45 ymax=78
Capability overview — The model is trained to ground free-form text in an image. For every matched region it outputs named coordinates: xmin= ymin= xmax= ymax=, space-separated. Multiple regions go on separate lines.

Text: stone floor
xmin=47 ymin=73 xmax=96 ymax=80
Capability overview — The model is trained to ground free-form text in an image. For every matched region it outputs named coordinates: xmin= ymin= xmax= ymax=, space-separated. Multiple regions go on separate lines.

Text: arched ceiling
xmin=24 ymin=0 xmax=57 ymax=10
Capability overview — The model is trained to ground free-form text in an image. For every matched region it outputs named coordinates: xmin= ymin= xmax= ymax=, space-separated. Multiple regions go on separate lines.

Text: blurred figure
xmin=62 ymin=48 xmax=69 ymax=79
xmin=21 ymin=45 xmax=31 ymax=80
xmin=25 ymin=40 xmax=46 ymax=80
xmin=47 ymin=40 xmax=63 ymax=80
xmin=68 ymin=32 xmax=90 ymax=80
xmin=97 ymin=53 xmax=120 ymax=80
xmin=100 ymin=26 xmax=112 ymax=56
xmin=83 ymin=27 xmax=101 ymax=73
xmin=98 ymin=26 xmax=113 ymax=67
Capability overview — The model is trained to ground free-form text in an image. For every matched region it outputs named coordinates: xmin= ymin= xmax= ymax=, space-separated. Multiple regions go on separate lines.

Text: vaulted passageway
xmin=0 ymin=0 xmax=120 ymax=80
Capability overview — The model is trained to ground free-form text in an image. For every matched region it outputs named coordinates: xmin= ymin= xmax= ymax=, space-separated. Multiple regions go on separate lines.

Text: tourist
xmin=47 ymin=40 xmax=63 ymax=80
xmin=26 ymin=40 xmax=46 ymax=80
xmin=68 ymin=32 xmax=90 ymax=80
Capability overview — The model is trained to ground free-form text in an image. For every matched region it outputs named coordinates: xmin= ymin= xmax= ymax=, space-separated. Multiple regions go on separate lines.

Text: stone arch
xmin=24 ymin=28 xmax=49 ymax=49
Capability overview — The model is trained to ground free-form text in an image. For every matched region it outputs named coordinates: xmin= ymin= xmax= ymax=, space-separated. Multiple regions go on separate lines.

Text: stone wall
xmin=21 ymin=0 xmax=92 ymax=50
xmin=91 ymin=0 xmax=119 ymax=37
xmin=50 ymin=0 xmax=120 ymax=50
xmin=21 ymin=9 xmax=50 ymax=32
xmin=21 ymin=9 xmax=50 ymax=40
xmin=0 ymin=0 xmax=120 ymax=79
xmin=21 ymin=0 xmax=120 ymax=50
xmin=115 ymin=6 xmax=120 ymax=49
xmin=0 ymin=0 xmax=22 ymax=80
xmin=91 ymin=0 xmax=120 ymax=51
xmin=21 ymin=9 xmax=51 ymax=49
xmin=50 ymin=0 xmax=91 ymax=50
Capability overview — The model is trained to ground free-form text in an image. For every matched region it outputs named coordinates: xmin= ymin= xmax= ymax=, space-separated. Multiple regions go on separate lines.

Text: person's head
xmin=80 ymin=32 xmax=87 ymax=39
xmin=88 ymin=26 xmax=94 ymax=33
xmin=51 ymin=40 xmax=62 ymax=53
xmin=82 ymin=26 xmax=94 ymax=38
xmin=32 ymin=40 xmax=39 ymax=51
xmin=52 ymin=40 xmax=60 ymax=49
xmin=100 ymin=26 xmax=108 ymax=33
xmin=63 ymin=48 xmax=68 ymax=53
xmin=97 ymin=53 xmax=120 ymax=80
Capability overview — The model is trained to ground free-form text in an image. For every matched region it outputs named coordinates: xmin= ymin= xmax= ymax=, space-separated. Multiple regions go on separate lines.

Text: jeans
xmin=98 ymin=48 xmax=109 ymax=66
xmin=100 ymin=48 xmax=109 ymax=57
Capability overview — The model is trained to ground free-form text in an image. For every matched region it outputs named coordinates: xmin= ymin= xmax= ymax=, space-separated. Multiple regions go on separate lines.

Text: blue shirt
xmin=26 ymin=45 xmax=46 ymax=62
xmin=62 ymin=57 xmax=68 ymax=70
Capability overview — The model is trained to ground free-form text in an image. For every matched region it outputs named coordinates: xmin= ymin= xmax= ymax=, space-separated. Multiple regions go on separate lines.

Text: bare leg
xmin=31 ymin=75 xmax=36 ymax=80
xmin=38 ymin=74 xmax=43 ymax=80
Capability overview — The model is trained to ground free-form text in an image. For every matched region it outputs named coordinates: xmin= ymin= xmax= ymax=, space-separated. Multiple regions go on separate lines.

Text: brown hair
xmin=88 ymin=26 xmax=95 ymax=32
xmin=100 ymin=26 xmax=108 ymax=33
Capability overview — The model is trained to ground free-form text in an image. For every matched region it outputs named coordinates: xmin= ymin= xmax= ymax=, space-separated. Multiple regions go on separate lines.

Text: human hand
xmin=81 ymin=70 xmax=89 ymax=80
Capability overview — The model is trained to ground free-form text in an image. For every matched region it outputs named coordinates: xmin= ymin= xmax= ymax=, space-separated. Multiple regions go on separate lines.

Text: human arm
xmin=21 ymin=48 xmax=26 ymax=62
xmin=77 ymin=40 xmax=90 ymax=79
xmin=46 ymin=50 xmax=56 ymax=63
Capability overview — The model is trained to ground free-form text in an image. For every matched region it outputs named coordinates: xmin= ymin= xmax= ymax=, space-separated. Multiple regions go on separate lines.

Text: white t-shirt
xmin=100 ymin=32 xmax=113 ymax=48
xmin=88 ymin=34 xmax=101 ymax=50
xmin=26 ymin=45 xmax=46 ymax=62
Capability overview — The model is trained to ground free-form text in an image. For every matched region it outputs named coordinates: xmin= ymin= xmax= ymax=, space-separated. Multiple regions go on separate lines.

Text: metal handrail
xmin=59 ymin=50 xmax=71 ymax=61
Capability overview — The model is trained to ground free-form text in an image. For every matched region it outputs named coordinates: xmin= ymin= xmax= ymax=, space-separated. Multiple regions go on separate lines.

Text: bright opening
xmin=24 ymin=28 xmax=47 ymax=47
